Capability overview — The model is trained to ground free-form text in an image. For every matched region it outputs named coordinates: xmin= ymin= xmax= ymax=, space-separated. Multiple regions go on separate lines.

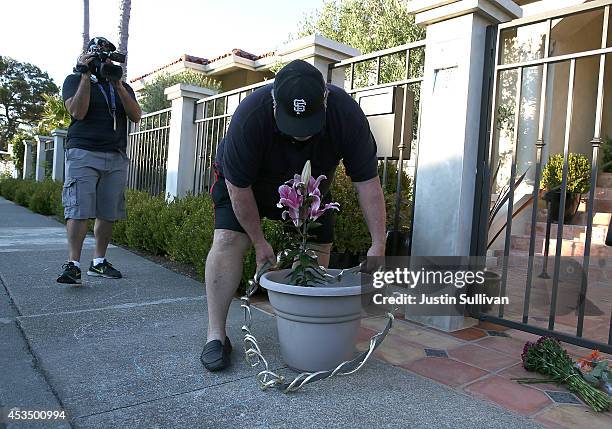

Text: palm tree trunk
xmin=117 ymin=0 xmax=132 ymax=81
xmin=82 ymin=0 xmax=90 ymax=54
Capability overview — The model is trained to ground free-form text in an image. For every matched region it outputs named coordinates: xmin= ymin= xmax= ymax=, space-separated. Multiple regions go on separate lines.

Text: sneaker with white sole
xmin=87 ymin=260 xmax=122 ymax=279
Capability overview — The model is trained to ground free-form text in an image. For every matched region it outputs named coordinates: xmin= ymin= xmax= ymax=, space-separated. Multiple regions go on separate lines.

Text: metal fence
xmin=475 ymin=0 xmax=612 ymax=353
xmin=126 ymin=108 xmax=171 ymax=196
xmin=329 ymin=40 xmax=426 ymax=252
xmin=193 ymin=81 xmax=270 ymax=195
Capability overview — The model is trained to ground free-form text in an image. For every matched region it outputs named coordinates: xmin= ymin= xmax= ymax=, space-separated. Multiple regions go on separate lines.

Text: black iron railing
xmin=127 ymin=108 xmax=171 ymax=196
xmin=477 ymin=0 xmax=612 ymax=353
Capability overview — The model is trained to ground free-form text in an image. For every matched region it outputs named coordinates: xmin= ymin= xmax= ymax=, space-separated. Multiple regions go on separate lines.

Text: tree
xmin=37 ymin=94 xmax=71 ymax=136
xmin=9 ymin=132 xmax=30 ymax=177
xmin=117 ymin=0 xmax=132 ymax=80
xmin=298 ymin=0 xmax=424 ymax=55
xmin=0 ymin=56 xmax=58 ymax=151
xmin=82 ymin=0 xmax=90 ymax=54
xmin=298 ymin=0 xmax=425 ymax=141
xmin=140 ymin=71 xmax=222 ymax=113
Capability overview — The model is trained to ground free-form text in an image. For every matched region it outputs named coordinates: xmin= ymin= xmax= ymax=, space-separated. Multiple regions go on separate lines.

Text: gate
xmin=474 ymin=0 xmax=612 ymax=353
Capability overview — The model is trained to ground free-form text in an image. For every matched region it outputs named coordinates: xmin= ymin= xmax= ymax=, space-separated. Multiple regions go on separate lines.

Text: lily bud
xmin=301 ymin=160 xmax=312 ymax=186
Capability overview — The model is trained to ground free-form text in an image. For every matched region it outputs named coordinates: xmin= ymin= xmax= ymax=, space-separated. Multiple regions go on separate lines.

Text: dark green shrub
xmin=166 ymin=194 xmax=215 ymax=278
xmin=29 ymin=180 xmax=62 ymax=215
xmin=13 ymin=180 xmax=36 ymax=207
xmin=603 ymin=137 xmax=612 ymax=173
xmin=121 ymin=191 xmax=169 ymax=254
xmin=331 ymin=162 xmax=413 ymax=254
xmin=541 ymin=153 xmax=591 ymax=194
xmin=0 ymin=177 xmax=20 ymax=200
xmin=331 ymin=164 xmax=371 ymax=253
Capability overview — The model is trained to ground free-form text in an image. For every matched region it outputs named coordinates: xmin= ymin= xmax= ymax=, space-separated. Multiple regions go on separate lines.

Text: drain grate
xmin=546 ymin=391 xmax=581 ymax=404
xmin=424 ymin=348 xmax=448 ymax=358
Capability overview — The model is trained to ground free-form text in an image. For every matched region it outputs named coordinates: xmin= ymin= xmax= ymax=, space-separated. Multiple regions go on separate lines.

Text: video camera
xmin=75 ymin=37 xmax=125 ymax=81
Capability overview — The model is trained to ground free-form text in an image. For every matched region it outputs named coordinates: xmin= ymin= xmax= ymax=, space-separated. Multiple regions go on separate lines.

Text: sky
xmin=1 ymin=0 xmax=323 ymax=87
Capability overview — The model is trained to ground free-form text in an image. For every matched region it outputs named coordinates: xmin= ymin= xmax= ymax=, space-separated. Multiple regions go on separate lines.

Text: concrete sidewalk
xmin=0 ymin=197 xmax=544 ymax=429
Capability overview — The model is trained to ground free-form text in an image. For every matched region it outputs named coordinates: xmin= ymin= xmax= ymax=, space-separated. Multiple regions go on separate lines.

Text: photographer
xmin=57 ymin=37 xmax=141 ymax=285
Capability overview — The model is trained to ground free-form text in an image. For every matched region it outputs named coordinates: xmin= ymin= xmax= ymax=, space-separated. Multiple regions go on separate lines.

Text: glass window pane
xmin=550 ymin=8 xmax=604 ymax=57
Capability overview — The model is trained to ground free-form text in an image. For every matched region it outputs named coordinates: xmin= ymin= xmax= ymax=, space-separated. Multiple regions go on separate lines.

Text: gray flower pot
xmin=260 ymin=269 xmax=368 ymax=373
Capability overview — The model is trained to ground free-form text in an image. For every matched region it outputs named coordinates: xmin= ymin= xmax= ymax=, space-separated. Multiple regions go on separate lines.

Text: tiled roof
xmin=130 ymin=49 xmax=276 ymax=83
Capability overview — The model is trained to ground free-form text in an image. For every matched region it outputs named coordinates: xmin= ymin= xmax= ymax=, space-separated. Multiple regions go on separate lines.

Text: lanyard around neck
xmin=97 ymin=83 xmax=117 ymax=130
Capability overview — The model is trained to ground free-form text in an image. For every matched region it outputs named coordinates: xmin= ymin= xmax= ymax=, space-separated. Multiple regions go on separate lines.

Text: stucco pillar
xmin=34 ymin=136 xmax=48 ymax=181
xmin=22 ymin=141 xmax=35 ymax=179
xmin=406 ymin=0 xmax=522 ymax=331
xmin=51 ymin=129 xmax=67 ymax=181
xmin=164 ymin=83 xmax=218 ymax=201
xmin=276 ymin=34 xmax=360 ymax=87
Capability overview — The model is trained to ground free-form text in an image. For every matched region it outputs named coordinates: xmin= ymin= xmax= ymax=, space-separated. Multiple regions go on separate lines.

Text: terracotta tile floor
xmin=250 ymin=297 xmax=612 ymax=428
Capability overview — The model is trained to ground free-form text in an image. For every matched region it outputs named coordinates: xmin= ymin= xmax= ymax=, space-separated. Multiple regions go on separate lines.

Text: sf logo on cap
xmin=293 ymin=99 xmax=306 ymax=115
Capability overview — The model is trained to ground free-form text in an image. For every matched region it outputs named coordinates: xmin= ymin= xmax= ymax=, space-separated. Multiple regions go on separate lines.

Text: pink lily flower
xmin=307 ymin=194 xmax=340 ymax=221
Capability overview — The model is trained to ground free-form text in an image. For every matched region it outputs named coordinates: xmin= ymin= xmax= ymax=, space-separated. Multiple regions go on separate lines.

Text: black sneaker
xmin=87 ymin=260 xmax=122 ymax=279
xmin=57 ymin=262 xmax=82 ymax=285
xmin=201 ymin=337 xmax=232 ymax=372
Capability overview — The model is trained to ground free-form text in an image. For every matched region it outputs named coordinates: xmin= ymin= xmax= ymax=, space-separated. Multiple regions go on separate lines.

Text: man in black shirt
xmin=56 ymin=37 xmax=141 ymax=285
xmin=201 ymin=60 xmax=386 ymax=371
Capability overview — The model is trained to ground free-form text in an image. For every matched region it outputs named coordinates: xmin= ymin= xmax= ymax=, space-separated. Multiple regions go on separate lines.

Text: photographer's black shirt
xmin=215 ymin=83 xmax=378 ymax=196
xmin=62 ymin=74 xmax=136 ymax=152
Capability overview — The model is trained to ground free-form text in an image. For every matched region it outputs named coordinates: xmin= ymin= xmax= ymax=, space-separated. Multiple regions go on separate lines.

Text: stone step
xmin=583 ymin=187 xmax=612 ymax=200
xmin=597 ymin=172 xmax=612 ymax=188
xmin=510 ymin=235 xmax=612 ymax=257
xmin=579 ymin=199 xmax=612 ymax=213
xmin=489 ymin=251 xmax=612 ymax=281
xmin=536 ymin=210 xmax=611 ymax=225
xmin=525 ymin=223 xmax=608 ymax=244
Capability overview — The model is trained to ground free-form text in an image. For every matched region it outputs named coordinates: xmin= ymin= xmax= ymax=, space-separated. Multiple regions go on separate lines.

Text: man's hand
xmin=254 ymin=239 xmax=277 ymax=273
xmin=354 ymin=176 xmax=387 ymax=264
xmin=365 ymin=242 xmax=385 ymax=273
xmin=113 ymin=79 xmax=142 ymax=123
xmin=75 ymin=53 xmax=95 ymax=75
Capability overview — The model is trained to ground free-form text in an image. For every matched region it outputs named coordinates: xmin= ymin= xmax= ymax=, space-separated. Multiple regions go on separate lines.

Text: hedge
xmin=0 ymin=165 xmax=412 ymax=285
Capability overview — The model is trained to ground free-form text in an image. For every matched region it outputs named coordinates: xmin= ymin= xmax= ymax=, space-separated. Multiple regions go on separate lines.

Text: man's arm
xmin=113 ymin=81 xmax=141 ymax=123
xmin=64 ymin=73 xmax=91 ymax=120
xmin=225 ymin=180 xmax=276 ymax=268
xmin=353 ymin=176 xmax=386 ymax=257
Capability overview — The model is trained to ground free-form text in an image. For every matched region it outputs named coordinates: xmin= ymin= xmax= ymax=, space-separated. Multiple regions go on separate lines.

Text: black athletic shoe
xmin=87 ymin=260 xmax=122 ymax=279
xmin=57 ymin=262 xmax=82 ymax=285
xmin=201 ymin=337 xmax=232 ymax=372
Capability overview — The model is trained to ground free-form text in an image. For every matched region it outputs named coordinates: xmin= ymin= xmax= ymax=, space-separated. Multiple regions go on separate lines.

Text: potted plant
xmin=472 ymin=165 xmax=534 ymax=313
xmin=541 ymin=153 xmax=591 ymax=224
xmin=259 ymin=161 xmax=372 ymax=372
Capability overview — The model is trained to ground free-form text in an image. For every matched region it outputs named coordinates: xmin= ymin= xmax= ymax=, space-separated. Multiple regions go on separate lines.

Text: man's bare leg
xmin=67 ymin=219 xmax=89 ymax=262
xmin=205 ymin=229 xmax=251 ymax=343
xmin=93 ymin=218 xmax=113 ymax=259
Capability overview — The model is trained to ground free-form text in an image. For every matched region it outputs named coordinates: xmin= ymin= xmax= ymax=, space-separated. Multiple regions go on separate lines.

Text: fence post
xmin=276 ymin=34 xmax=360 ymax=87
xmin=405 ymin=0 xmax=521 ymax=331
xmin=51 ymin=129 xmax=67 ymax=181
xmin=164 ymin=83 xmax=218 ymax=201
xmin=34 ymin=136 xmax=47 ymax=181
xmin=23 ymin=141 xmax=35 ymax=179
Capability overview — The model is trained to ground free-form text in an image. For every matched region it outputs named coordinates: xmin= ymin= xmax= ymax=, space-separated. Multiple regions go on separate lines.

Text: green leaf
xmin=583 ymin=373 xmax=599 ymax=386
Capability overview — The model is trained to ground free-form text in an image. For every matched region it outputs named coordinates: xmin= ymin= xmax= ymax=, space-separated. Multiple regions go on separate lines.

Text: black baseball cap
xmin=273 ymin=60 xmax=326 ymax=138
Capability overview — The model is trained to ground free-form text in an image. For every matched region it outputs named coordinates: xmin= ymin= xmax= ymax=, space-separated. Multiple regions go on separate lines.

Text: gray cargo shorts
xmin=63 ymin=148 xmax=129 ymax=221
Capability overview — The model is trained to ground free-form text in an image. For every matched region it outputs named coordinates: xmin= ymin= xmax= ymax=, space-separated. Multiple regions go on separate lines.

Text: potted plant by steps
xmin=259 ymin=161 xmax=373 ymax=372
xmin=541 ymin=153 xmax=591 ymax=224
xmin=475 ymin=164 xmax=535 ymax=314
